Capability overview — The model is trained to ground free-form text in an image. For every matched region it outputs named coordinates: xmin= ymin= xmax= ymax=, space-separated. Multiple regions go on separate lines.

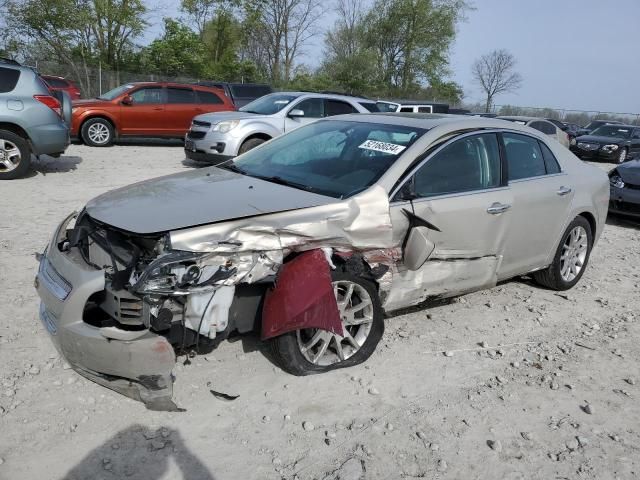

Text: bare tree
xmin=472 ymin=49 xmax=522 ymax=112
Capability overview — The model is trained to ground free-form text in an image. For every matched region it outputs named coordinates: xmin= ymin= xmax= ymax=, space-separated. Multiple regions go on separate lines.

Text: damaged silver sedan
xmin=35 ymin=114 xmax=609 ymax=410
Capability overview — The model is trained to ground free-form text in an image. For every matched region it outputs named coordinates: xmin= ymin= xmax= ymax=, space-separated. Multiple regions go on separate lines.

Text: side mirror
xmin=403 ymin=226 xmax=435 ymax=271
xmin=121 ymin=95 xmax=133 ymax=106
xmin=288 ymin=108 xmax=304 ymax=118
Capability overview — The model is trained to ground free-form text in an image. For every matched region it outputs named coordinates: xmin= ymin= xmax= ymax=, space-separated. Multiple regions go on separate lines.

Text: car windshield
xmin=98 ymin=84 xmax=135 ymax=100
xmin=228 ymin=120 xmax=426 ymax=199
xmin=239 ymin=93 xmax=300 ymax=114
xmin=590 ymin=126 xmax=632 ymax=139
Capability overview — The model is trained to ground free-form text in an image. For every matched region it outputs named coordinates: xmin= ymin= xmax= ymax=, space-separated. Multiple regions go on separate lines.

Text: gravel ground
xmin=1 ymin=143 xmax=639 ymax=480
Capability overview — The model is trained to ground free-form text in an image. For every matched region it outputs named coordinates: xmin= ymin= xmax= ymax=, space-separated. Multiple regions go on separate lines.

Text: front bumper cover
xmin=35 ymin=213 xmax=180 ymax=411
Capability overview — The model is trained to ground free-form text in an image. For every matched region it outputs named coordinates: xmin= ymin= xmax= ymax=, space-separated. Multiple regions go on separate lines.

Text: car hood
xmin=85 ymin=167 xmax=337 ymax=235
xmin=576 ymin=135 xmax=627 ymax=145
xmin=193 ymin=111 xmax=266 ymax=124
xmin=615 ymin=160 xmax=640 ymax=184
xmin=72 ymin=98 xmax=112 ymax=108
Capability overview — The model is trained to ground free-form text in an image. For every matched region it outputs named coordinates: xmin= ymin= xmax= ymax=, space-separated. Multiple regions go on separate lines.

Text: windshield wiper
xmin=251 ymin=174 xmax=317 ymax=193
xmin=218 ymin=162 xmax=246 ymax=175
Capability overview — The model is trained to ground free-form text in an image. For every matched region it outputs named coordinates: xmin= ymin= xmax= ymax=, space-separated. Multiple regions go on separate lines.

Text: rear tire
xmin=239 ymin=137 xmax=266 ymax=155
xmin=271 ymin=270 xmax=384 ymax=376
xmin=81 ymin=118 xmax=114 ymax=147
xmin=533 ymin=216 xmax=592 ymax=290
xmin=0 ymin=130 xmax=31 ymax=180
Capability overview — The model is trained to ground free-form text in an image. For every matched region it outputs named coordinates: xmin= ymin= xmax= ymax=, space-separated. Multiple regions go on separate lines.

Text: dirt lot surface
xmin=1 ymin=143 xmax=639 ymax=480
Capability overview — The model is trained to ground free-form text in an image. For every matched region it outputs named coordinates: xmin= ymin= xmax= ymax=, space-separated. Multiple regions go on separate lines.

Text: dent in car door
xmin=497 ymin=133 xmax=573 ymax=279
xmin=384 ymin=133 xmax=513 ymax=311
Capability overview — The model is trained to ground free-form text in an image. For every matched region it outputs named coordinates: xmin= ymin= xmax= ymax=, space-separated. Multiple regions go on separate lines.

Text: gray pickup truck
xmin=0 ymin=58 xmax=71 ymax=180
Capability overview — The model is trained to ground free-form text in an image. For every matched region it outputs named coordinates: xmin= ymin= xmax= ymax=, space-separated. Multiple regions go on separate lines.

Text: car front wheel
xmin=81 ymin=118 xmax=114 ymax=147
xmin=271 ymin=271 xmax=384 ymax=375
xmin=0 ymin=130 xmax=31 ymax=180
xmin=533 ymin=216 xmax=593 ymax=290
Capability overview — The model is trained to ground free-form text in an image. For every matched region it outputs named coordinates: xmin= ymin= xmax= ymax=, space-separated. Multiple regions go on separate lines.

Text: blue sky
xmin=148 ymin=0 xmax=639 ymax=113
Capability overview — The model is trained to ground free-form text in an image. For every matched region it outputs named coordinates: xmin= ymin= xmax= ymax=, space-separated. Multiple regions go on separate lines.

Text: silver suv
xmin=0 ymin=58 xmax=71 ymax=179
xmin=184 ymin=92 xmax=379 ymax=163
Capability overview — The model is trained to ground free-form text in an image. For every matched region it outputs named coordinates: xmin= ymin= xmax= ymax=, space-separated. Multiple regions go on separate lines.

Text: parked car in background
xmin=577 ymin=119 xmax=621 ymax=137
xmin=195 ymin=82 xmax=273 ymax=107
xmin=41 ymin=75 xmax=82 ymax=100
xmin=468 ymin=112 xmax=498 ymax=118
xmin=570 ymin=124 xmax=640 ymax=163
xmin=498 ymin=116 xmax=570 ymax=147
xmin=185 ymin=92 xmax=379 ymax=163
xmin=71 ymin=82 xmax=235 ymax=146
xmin=563 ymin=122 xmax=581 ymax=146
xmin=609 ymin=160 xmax=640 ymax=217
xmin=376 ymin=100 xmax=449 ymax=113
xmin=0 ymin=58 xmax=70 ymax=180
xmin=36 ymin=114 xmax=608 ymax=410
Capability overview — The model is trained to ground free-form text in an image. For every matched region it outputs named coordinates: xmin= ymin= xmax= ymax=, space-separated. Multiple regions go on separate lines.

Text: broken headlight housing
xmin=131 ymin=250 xmax=237 ymax=295
xmin=609 ymin=172 xmax=625 ymax=189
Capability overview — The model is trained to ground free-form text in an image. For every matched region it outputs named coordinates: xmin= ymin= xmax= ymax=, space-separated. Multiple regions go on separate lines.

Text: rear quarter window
xmin=197 ymin=90 xmax=223 ymax=104
xmin=230 ymin=85 xmax=272 ymax=98
xmin=0 ymin=67 xmax=21 ymax=93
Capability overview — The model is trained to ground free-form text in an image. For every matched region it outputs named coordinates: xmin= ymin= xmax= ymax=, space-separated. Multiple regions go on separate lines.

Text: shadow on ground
xmin=62 ymin=424 xmax=216 ymax=480
xmin=25 ymin=155 xmax=83 ymax=177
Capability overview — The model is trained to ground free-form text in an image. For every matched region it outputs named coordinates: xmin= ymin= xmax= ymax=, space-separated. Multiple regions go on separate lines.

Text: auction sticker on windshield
xmin=359 ymin=140 xmax=406 ymax=155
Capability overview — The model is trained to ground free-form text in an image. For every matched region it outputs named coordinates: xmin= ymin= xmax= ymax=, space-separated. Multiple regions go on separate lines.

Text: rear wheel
xmin=81 ymin=118 xmax=114 ymax=147
xmin=533 ymin=216 xmax=592 ymax=290
xmin=271 ymin=271 xmax=384 ymax=375
xmin=238 ymin=137 xmax=266 ymax=155
xmin=0 ymin=130 xmax=30 ymax=180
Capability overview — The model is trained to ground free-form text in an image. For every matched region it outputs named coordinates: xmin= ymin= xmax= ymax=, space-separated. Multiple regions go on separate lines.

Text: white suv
xmin=184 ymin=92 xmax=379 ymax=163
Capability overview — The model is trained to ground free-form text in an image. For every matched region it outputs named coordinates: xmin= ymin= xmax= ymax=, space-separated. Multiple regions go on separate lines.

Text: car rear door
xmin=385 ymin=132 xmax=513 ymax=308
xmin=165 ymin=87 xmax=199 ymax=135
xmin=497 ymin=132 xmax=573 ymax=279
xmin=119 ymin=86 xmax=166 ymax=135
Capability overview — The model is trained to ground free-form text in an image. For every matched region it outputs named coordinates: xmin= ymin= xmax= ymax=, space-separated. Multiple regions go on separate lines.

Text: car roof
xmin=593 ymin=124 xmax=637 ymax=129
xmin=319 ymin=112 xmax=536 ymax=130
xmin=498 ymin=115 xmax=551 ymax=122
xmin=387 ymin=99 xmax=449 ymax=106
xmin=274 ymin=91 xmax=376 ymax=102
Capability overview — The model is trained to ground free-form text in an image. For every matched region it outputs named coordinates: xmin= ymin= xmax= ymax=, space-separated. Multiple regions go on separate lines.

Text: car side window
xmin=293 ymin=98 xmax=325 ymax=118
xmin=411 ymin=133 xmax=501 ymax=198
xmin=167 ymin=87 xmax=196 ymax=104
xmin=417 ymin=106 xmax=432 ymax=113
xmin=530 ymin=121 xmax=555 ymax=135
xmin=633 ymin=129 xmax=640 ymax=139
xmin=538 ymin=141 xmax=561 ymax=174
xmin=503 ymin=132 xmax=547 ymax=180
xmin=399 ymin=107 xmax=414 ymax=113
xmin=0 ymin=67 xmax=20 ymax=93
xmin=130 ymin=87 xmax=164 ymax=104
xmin=325 ymin=100 xmax=358 ymax=116
xmin=196 ymin=90 xmax=223 ymax=104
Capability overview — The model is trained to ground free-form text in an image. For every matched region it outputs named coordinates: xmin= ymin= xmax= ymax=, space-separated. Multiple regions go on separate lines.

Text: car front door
xmin=630 ymin=129 xmax=640 ymax=157
xmin=119 ymin=86 xmax=166 ymax=135
xmin=497 ymin=132 xmax=573 ymax=279
xmin=165 ymin=87 xmax=198 ymax=135
xmin=284 ymin=97 xmax=325 ymax=132
xmin=385 ymin=132 xmax=513 ymax=310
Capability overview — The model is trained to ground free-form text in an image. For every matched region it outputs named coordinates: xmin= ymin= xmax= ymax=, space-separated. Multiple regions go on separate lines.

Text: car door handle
xmin=557 ymin=186 xmax=572 ymax=196
xmin=487 ymin=202 xmax=511 ymax=215
xmin=153 ymin=107 xmax=163 ymax=111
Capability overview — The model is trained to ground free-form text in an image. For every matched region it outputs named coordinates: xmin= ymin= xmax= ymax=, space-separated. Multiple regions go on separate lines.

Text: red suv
xmin=70 ymin=82 xmax=235 ymax=146
xmin=41 ymin=75 xmax=82 ymax=100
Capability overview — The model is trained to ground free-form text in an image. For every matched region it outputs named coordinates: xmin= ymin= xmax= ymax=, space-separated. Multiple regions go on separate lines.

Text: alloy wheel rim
xmin=0 ymin=139 xmax=21 ymax=172
xmin=619 ymin=149 xmax=627 ymax=163
xmin=560 ymin=226 xmax=588 ymax=282
xmin=87 ymin=123 xmax=110 ymax=144
xmin=296 ymin=280 xmax=374 ymax=366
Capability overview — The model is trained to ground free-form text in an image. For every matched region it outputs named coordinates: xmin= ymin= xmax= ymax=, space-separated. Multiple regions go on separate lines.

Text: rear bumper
xmin=28 ymin=122 xmax=70 ymax=156
xmin=35 ymin=213 xmax=179 ymax=411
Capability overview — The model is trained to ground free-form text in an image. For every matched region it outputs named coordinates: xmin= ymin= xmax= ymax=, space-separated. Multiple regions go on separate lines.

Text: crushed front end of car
xmin=34 ymin=186 xmax=397 ymax=411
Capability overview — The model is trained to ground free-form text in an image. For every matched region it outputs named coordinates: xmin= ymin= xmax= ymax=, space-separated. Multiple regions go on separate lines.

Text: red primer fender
xmin=261 ymin=249 xmax=343 ymax=340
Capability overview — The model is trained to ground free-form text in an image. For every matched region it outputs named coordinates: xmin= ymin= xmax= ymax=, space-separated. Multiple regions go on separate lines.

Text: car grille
xmin=192 ymin=119 xmax=211 ymax=128
xmin=612 ymin=200 xmax=640 ymax=215
xmin=624 ymin=182 xmax=640 ymax=190
xmin=187 ymin=130 xmax=206 ymax=139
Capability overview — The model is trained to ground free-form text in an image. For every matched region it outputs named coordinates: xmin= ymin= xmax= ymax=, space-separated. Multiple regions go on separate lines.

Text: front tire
xmin=271 ymin=271 xmax=384 ymax=375
xmin=0 ymin=130 xmax=31 ymax=180
xmin=238 ymin=137 xmax=266 ymax=155
xmin=81 ymin=118 xmax=114 ymax=147
xmin=533 ymin=216 xmax=592 ymax=290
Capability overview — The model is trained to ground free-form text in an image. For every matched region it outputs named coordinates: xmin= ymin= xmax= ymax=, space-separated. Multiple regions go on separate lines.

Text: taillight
xmin=34 ymin=95 xmax=62 ymax=117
